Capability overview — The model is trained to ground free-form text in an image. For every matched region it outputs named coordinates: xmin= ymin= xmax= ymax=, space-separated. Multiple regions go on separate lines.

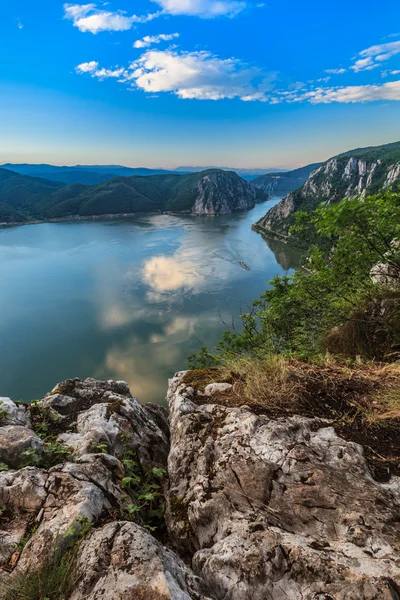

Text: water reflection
xmin=0 ymin=200 xmax=301 ymax=404
xmin=262 ymin=237 xmax=304 ymax=271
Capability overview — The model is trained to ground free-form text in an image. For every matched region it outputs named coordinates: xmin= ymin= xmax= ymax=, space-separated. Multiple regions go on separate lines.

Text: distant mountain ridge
xmin=0 ymin=168 xmax=267 ymax=224
xmin=253 ymin=141 xmax=400 ymax=243
xmin=250 ymin=163 xmax=322 ymax=196
xmin=1 ymin=163 xmax=287 ymax=185
xmin=0 ymin=164 xmax=178 ymax=186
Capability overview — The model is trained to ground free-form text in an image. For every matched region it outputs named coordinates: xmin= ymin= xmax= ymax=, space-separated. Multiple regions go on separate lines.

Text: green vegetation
xmin=0 ymin=167 xmax=263 ymax=223
xmin=119 ymin=425 xmax=167 ymax=532
xmin=251 ymin=162 xmax=322 ymax=195
xmin=0 ymin=517 xmax=93 ymax=600
xmin=21 ymin=402 xmax=72 ymax=469
xmin=256 ymin=142 xmax=400 ymax=242
xmin=190 ymin=190 xmax=400 ymax=365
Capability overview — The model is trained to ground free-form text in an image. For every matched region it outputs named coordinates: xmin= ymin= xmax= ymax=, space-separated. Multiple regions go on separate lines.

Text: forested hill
xmin=253 ymin=141 xmax=400 ymax=243
xmin=0 ymin=168 xmax=267 ymax=224
xmin=250 ymin=163 xmax=322 ymax=196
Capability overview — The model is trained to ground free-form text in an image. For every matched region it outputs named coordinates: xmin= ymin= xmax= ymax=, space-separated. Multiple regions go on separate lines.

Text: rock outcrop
xmin=250 ymin=163 xmax=321 ymax=197
xmin=254 ymin=141 xmax=400 ymax=241
xmin=191 ymin=170 xmax=265 ymax=216
xmin=166 ymin=372 xmax=400 ymax=600
xmin=0 ymin=374 xmax=399 ymax=599
xmin=0 ymin=378 xmax=212 ymax=600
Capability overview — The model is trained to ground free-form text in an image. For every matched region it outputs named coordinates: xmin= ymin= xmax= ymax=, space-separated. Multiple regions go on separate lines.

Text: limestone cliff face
xmin=191 ymin=171 xmax=265 ymax=216
xmin=250 ymin=163 xmax=321 ymax=197
xmin=254 ymin=143 xmax=400 ymax=241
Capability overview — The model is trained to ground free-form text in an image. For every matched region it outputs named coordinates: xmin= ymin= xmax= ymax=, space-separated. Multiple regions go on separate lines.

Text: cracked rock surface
xmin=0 ymin=378 xmax=211 ymax=600
xmin=166 ymin=372 xmax=400 ymax=600
xmin=1 ymin=374 xmax=399 ymax=599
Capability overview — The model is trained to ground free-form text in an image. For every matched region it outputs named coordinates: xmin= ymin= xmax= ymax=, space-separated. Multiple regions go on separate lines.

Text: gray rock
xmin=0 ymin=426 xmax=42 ymax=469
xmin=0 ymin=468 xmax=48 ymax=564
xmin=166 ymin=372 xmax=400 ymax=600
xmin=70 ymin=522 xmax=214 ymax=600
xmin=0 ymin=397 xmax=29 ymax=427
xmin=0 ymin=378 xmax=171 ymax=578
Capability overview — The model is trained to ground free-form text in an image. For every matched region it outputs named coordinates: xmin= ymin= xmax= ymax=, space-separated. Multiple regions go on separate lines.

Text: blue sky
xmin=1 ymin=0 xmax=400 ymax=168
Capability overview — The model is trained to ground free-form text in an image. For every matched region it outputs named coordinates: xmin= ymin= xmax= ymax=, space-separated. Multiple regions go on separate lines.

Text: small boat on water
xmin=239 ymin=261 xmax=250 ymax=271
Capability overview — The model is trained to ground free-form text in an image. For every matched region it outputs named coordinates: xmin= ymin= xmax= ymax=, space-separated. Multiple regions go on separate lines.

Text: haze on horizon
xmin=1 ymin=0 xmax=400 ymax=169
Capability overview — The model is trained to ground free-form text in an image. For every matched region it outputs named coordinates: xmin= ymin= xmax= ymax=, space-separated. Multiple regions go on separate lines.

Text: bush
xmin=189 ymin=190 xmax=400 ymax=365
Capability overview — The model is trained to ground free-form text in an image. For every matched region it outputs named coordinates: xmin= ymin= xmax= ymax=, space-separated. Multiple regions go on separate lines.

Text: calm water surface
xmin=0 ymin=199 xmax=301 ymax=404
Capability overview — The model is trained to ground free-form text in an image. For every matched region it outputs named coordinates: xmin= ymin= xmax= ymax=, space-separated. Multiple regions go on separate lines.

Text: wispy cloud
xmin=152 ymin=0 xmax=247 ymax=18
xmin=325 ymin=68 xmax=346 ymax=75
xmin=64 ymin=0 xmax=252 ymax=32
xmin=277 ymin=79 xmax=400 ymax=104
xmin=76 ymin=50 xmax=275 ymax=101
xmin=64 ymin=3 xmax=160 ymax=33
xmin=15 ymin=17 xmax=24 ymax=29
xmin=134 ymin=33 xmax=179 ymax=49
xmin=351 ymin=40 xmax=400 ymax=71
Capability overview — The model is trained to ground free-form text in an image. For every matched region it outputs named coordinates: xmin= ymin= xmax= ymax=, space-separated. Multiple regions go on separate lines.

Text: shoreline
xmin=0 ymin=204 xmax=268 ymax=229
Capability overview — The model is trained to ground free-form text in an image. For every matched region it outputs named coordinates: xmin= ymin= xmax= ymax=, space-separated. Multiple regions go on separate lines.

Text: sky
xmin=1 ymin=0 xmax=400 ymax=169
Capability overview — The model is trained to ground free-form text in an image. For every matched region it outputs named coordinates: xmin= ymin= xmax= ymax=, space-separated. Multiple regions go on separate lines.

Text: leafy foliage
xmin=119 ymin=425 xmax=166 ymax=532
xmin=190 ymin=191 xmax=400 ymax=366
xmin=21 ymin=403 xmax=72 ymax=469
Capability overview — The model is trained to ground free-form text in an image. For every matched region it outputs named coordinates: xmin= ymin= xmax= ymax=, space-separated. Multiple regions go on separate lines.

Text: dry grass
xmin=183 ymin=356 xmax=400 ymax=424
xmin=182 ymin=356 xmax=400 ymax=480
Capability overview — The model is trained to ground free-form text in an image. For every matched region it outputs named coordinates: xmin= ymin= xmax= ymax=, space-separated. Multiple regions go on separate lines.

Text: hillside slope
xmin=254 ymin=141 xmax=400 ymax=242
xmin=0 ymin=168 xmax=266 ymax=223
xmin=0 ymin=168 xmax=64 ymax=222
xmin=251 ymin=163 xmax=322 ymax=196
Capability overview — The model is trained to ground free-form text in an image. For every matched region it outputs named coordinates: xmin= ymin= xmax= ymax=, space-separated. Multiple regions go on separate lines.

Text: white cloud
xmin=152 ymin=0 xmax=247 ymax=18
xmin=326 ymin=68 xmax=346 ymax=75
xmin=76 ymin=49 xmax=274 ymax=101
xmin=288 ymin=79 xmax=400 ymax=104
xmin=76 ymin=60 xmax=99 ymax=73
xmin=351 ymin=40 xmax=400 ymax=71
xmin=134 ymin=33 xmax=179 ymax=49
xmin=16 ymin=18 xmax=24 ymax=29
xmin=351 ymin=57 xmax=377 ymax=73
xmin=64 ymin=3 xmax=159 ymax=33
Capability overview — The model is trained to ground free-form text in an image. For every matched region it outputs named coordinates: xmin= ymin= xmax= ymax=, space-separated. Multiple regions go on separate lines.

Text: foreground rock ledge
xmin=0 ymin=374 xmax=399 ymax=600
xmin=0 ymin=378 xmax=211 ymax=600
xmin=166 ymin=372 xmax=400 ymax=600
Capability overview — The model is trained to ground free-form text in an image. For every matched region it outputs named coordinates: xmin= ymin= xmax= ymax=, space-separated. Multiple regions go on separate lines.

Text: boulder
xmin=71 ymin=522 xmax=213 ymax=600
xmin=166 ymin=372 xmax=400 ymax=600
xmin=0 ymin=426 xmax=42 ymax=469
xmin=0 ymin=398 xmax=29 ymax=427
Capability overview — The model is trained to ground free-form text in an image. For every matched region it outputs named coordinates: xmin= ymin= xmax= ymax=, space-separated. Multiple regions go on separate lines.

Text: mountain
xmin=250 ymin=163 xmax=322 ymax=196
xmin=1 ymin=164 xmax=178 ymax=186
xmin=253 ymin=141 xmax=400 ymax=243
xmin=0 ymin=168 xmax=64 ymax=222
xmin=0 ymin=168 xmax=267 ymax=224
xmin=175 ymin=166 xmax=286 ymax=181
xmin=3 ymin=163 xmax=285 ymax=183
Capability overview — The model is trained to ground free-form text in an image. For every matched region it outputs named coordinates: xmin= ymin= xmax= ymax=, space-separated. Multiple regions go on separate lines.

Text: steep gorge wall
xmin=254 ymin=155 xmax=400 ymax=241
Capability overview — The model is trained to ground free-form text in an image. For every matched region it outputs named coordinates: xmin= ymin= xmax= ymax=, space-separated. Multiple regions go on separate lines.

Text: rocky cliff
xmin=254 ymin=141 xmax=400 ymax=242
xmin=250 ymin=163 xmax=321 ymax=197
xmin=0 ymin=374 xmax=399 ymax=599
xmin=191 ymin=170 xmax=265 ymax=216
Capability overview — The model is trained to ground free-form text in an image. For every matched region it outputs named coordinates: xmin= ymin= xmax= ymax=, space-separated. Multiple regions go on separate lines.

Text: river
xmin=0 ymin=198 xmax=301 ymax=403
